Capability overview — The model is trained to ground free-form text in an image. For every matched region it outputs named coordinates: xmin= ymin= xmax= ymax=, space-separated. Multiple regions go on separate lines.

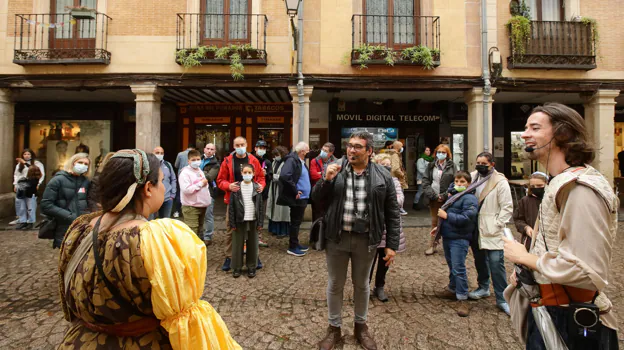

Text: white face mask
xmin=73 ymin=163 xmax=88 ymax=175
xmin=242 ymin=174 xmax=253 ymax=183
xmin=257 ymin=149 xmax=266 ymax=157
xmin=155 ymin=154 xmax=164 ymax=161
xmin=190 ymin=160 xmax=201 ymax=169
xmin=274 ymin=156 xmax=281 ymax=161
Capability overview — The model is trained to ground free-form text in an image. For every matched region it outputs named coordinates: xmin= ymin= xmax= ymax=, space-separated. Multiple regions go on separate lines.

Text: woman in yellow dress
xmin=58 ymin=149 xmax=240 ymax=349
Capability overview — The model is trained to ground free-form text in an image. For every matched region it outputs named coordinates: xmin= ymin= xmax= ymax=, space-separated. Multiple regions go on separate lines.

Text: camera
xmin=352 ymin=217 xmax=369 ymax=233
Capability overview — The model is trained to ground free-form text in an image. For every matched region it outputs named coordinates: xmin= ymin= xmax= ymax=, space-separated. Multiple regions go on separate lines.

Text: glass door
xmin=50 ymin=0 xmax=97 ymax=55
xmin=195 ymin=126 xmax=231 ymax=159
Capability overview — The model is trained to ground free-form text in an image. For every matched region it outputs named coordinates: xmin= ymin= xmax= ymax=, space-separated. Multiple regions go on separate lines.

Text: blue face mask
xmin=73 ymin=163 xmax=88 ymax=175
xmin=235 ymin=147 xmax=246 ymax=156
xmin=242 ymin=174 xmax=253 ymax=183
xmin=400 ymin=147 xmax=404 ymax=153
xmin=436 ymin=152 xmax=447 ymax=161
xmin=274 ymin=156 xmax=281 ymax=161
xmin=320 ymin=150 xmax=328 ymax=159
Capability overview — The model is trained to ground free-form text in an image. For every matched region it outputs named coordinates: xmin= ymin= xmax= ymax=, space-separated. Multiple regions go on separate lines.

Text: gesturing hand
xmin=325 ymin=163 xmax=341 ymax=181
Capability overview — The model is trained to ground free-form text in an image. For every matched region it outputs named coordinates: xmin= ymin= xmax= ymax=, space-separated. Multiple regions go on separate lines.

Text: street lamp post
xmin=284 ymin=0 xmax=305 ymax=144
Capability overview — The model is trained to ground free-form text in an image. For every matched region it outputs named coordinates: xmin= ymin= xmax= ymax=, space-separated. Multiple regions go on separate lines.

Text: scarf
xmin=434 ymin=171 xmax=493 ymax=243
xmin=420 ymin=154 xmax=434 ymax=162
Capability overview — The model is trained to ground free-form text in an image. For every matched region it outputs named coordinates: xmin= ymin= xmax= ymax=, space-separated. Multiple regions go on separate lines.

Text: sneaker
xmin=257 ymin=258 xmax=263 ymax=270
xmin=457 ymin=300 xmax=470 ymax=317
xmin=468 ymin=288 xmax=491 ymax=300
xmin=287 ymin=247 xmax=306 ymax=257
xmin=373 ymin=287 xmax=389 ymax=302
xmin=259 ymin=240 xmax=269 ymax=248
xmin=498 ymin=302 xmax=511 ymax=316
xmin=22 ymin=223 xmax=34 ymax=230
xmin=435 ymin=287 xmax=457 ymax=300
xmin=16 ymin=223 xmax=27 ymax=230
xmin=173 ymin=212 xmax=180 ymax=218
xmin=9 ymin=219 xmax=19 ymax=225
xmin=221 ymin=257 xmax=232 ymax=271
xmin=247 ymin=269 xmax=256 ymax=278
xmin=204 ymin=235 xmax=213 ymax=246
xmin=297 ymin=244 xmax=309 ymax=252
xmin=233 ymin=269 xmax=242 ymax=278
xmin=399 ymin=208 xmax=408 ymax=216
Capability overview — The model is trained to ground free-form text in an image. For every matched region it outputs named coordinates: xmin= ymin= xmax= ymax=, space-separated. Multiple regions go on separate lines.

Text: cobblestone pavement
xmin=1 ymin=225 xmax=624 ymax=349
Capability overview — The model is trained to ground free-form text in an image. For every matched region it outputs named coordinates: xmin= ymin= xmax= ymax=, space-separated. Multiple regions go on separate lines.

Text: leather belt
xmin=530 ymin=284 xmax=597 ymax=308
xmin=81 ymin=317 xmax=161 ymax=337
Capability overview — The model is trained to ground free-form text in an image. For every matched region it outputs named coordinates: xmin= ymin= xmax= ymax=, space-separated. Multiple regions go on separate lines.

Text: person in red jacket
xmin=310 ymin=142 xmax=336 ymax=222
xmin=217 ymin=136 xmax=266 ymax=271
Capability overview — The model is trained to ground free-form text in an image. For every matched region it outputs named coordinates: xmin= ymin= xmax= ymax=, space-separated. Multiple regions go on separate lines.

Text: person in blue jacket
xmin=434 ymin=170 xmax=479 ymax=317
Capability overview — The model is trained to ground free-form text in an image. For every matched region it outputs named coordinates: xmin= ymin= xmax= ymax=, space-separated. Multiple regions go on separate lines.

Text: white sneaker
xmin=9 ymin=219 xmax=19 ymax=225
xmin=173 ymin=212 xmax=180 ymax=218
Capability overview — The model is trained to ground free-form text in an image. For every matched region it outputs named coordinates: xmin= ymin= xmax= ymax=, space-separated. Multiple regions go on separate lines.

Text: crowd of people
xmin=10 ymin=102 xmax=619 ymax=350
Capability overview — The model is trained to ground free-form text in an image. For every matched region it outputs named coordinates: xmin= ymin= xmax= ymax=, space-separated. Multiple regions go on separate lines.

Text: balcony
xmin=13 ymin=13 xmax=111 ymax=65
xmin=175 ymin=13 xmax=268 ymax=67
xmin=351 ymin=15 xmax=440 ymax=69
xmin=508 ymin=20 xmax=596 ymax=70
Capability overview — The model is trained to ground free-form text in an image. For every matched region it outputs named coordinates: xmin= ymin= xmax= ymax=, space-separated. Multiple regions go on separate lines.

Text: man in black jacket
xmin=312 ymin=131 xmax=400 ymax=350
xmin=277 ymin=141 xmax=311 ymax=257
xmin=200 ymin=143 xmax=220 ymax=245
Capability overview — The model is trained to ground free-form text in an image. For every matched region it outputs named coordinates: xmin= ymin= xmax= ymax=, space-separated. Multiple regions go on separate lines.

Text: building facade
xmin=0 ymin=0 xmax=623 ymax=215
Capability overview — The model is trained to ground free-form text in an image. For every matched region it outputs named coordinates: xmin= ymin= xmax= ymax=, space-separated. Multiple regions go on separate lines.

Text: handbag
xmin=309 ymin=217 xmax=326 ymax=251
xmin=38 ymin=178 xmax=86 ymax=240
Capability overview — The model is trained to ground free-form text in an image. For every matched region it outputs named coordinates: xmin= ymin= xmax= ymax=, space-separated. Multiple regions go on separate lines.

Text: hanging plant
xmin=580 ymin=17 xmax=600 ymax=56
xmin=352 ymin=44 xmax=439 ymax=70
xmin=176 ymin=43 xmax=265 ymax=81
xmin=507 ymin=15 xmax=531 ymax=58
xmin=509 ymin=0 xmax=531 ymax=19
xmin=400 ymin=46 xmax=440 ymax=70
xmin=352 ymin=44 xmax=396 ymax=69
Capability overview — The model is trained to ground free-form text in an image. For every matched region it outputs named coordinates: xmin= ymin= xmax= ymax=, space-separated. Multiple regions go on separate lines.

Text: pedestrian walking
xmin=277 ymin=142 xmax=311 ymax=257
xmin=13 ymin=149 xmax=45 ymax=229
xmin=504 ymin=103 xmax=619 ymax=349
xmin=422 ymin=144 xmax=456 ymax=255
xmin=228 ymin=164 xmax=264 ymax=278
xmin=252 ymin=140 xmax=272 ymax=247
xmin=310 ymin=142 xmax=336 ymax=222
xmin=57 ymin=149 xmax=240 ymax=349
xmin=217 ymin=136 xmax=265 ymax=271
xmin=15 ymin=165 xmax=42 ymax=230
xmin=41 ymin=153 xmax=91 ymax=249
xmin=432 ymin=171 xmax=478 ymax=317
xmin=266 ymin=146 xmax=290 ymax=237
xmin=179 ymin=149 xmax=212 ymax=240
xmin=467 ymin=152 xmax=512 ymax=315
xmin=512 ymin=172 xmax=548 ymax=249
xmin=148 ymin=146 xmax=177 ymax=219
xmin=200 ymin=143 xmax=220 ymax=244
xmin=312 ymin=131 xmax=400 ymax=350
xmin=370 ymin=154 xmax=406 ymax=303
xmin=413 ymin=146 xmax=433 ymax=210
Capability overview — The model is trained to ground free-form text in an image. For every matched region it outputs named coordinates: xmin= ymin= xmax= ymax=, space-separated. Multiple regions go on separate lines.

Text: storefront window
xmin=195 ymin=125 xmax=231 ymax=159
xmin=340 ymin=127 xmax=398 ymax=153
xmin=28 ymin=120 xmax=111 ymax=182
xmin=510 ymin=131 xmax=529 ymax=178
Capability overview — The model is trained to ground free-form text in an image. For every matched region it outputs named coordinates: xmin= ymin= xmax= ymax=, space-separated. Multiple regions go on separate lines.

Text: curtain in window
xmin=366 ymin=0 xmax=387 ymax=44
xmin=393 ymin=0 xmax=414 ymax=45
xmin=541 ymin=1 xmax=561 ymax=21
xmin=229 ymin=0 xmax=248 ymax=40
xmin=527 ymin=0 xmax=538 ymax=20
xmin=78 ymin=0 xmax=97 ymax=39
xmin=204 ymin=0 xmax=225 ymax=39
xmin=55 ymin=0 xmax=74 ymax=39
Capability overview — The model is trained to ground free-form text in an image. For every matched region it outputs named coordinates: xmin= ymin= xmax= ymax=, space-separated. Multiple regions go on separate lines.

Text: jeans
xmin=471 ymin=243 xmax=508 ymax=305
xmin=443 ymin=239 xmax=470 ymax=300
xmin=288 ymin=204 xmax=306 ymax=250
xmin=149 ymin=199 xmax=174 ymax=220
xmin=16 ymin=195 xmax=37 ymax=224
xmin=203 ymin=200 xmax=214 ymax=239
xmin=413 ymin=184 xmax=423 ymax=205
xmin=326 ymin=231 xmax=377 ymax=327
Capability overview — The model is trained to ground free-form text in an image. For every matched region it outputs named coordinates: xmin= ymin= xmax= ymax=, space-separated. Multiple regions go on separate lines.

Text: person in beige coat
xmin=467 ymin=152 xmax=513 ymax=315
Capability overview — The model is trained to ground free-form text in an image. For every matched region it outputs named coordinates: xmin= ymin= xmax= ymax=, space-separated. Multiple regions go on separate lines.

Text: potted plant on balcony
xmin=66 ymin=6 xmax=96 ymax=20
xmin=176 ymin=44 xmax=265 ymax=80
xmin=351 ymin=44 xmax=440 ymax=70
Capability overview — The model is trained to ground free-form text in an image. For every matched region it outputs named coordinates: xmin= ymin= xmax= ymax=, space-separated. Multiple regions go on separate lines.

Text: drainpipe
xmin=481 ymin=0 xmax=491 ymax=152
xmin=296 ymin=1 xmax=305 ymax=144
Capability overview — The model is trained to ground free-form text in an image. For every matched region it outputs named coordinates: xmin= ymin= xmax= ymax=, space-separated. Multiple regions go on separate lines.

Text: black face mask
xmin=384 ymin=166 xmax=392 ymax=172
xmin=531 ymin=187 xmax=545 ymax=200
xmin=475 ymin=165 xmax=490 ymax=176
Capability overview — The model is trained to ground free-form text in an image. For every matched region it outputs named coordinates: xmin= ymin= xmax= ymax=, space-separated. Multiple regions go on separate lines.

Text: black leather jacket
xmin=228 ymin=182 xmax=265 ymax=229
xmin=311 ymin=160 xmax=401 ymax=251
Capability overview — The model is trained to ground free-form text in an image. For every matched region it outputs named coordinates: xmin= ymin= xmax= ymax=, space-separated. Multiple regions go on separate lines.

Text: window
xmin=52 ymin=0 xmax=97 ymax=40
xmin=527 ymin=0 xmax=563 ymax=21
xmin=364 ymin=0 xmax=419 ymax=46
xmin=202 ymin=0 xmax=250 ymax=44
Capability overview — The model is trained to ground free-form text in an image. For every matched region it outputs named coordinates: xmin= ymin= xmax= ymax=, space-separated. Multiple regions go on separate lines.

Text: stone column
xmin=288 ymin=85 xmax=314 ymax=146
xmin=583 ymin=89 xmax=620 ymax=185
xmin=131 ymin=84 xmax=164 ymax=152
xmin=0 ymin=89 xmax=15 ymax=218
xmin=464 ymin=87 xmax=496 ymax=170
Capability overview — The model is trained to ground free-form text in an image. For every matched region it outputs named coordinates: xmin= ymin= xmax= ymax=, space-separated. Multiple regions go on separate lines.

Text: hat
xmin=255 ymin=140 xmax=268 ymax=147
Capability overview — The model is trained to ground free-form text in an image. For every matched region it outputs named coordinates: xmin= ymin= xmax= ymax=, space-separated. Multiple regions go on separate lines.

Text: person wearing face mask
xmin=148 ymin=147 xmax=177 ymax=220
xmin=200 ymin=143 xmax=220 ymax=244
xmin=310 ymin=142 xmax=336 ymax=222
xmin=251 ymin=140 xmax=273 ymax=247
xmin=266 ymin=146 xmax=291 ymax=238
xmin=41 ymin=153 xmax=91 ymax=249
xmin=422 ymin=144 xmax=456 ymax=255
xmin=172 ymin=143 xmax=196 ymax=218
xmin=467 ymin=152 xmax=513 ymax=316
xmin=12 ymin=149 xmax=45 ymax=228
xmin=512 ymin=172 xmax=548 ymax=250
xmin=217 ymin=136 xmax=265 ymax=271
xmin=179 ymin=150 xmax=212 ymax=240
xmin=228 ymin=164 xmax=265 ymax=278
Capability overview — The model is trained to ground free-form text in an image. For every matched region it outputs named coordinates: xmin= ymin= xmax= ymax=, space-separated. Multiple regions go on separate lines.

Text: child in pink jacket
xmin=179 ymin=150 xmax=212 ymax=240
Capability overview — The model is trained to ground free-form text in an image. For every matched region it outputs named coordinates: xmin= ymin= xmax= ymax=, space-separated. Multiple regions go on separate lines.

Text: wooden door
xmin=49 ymin=0 xmax=97 ymax=57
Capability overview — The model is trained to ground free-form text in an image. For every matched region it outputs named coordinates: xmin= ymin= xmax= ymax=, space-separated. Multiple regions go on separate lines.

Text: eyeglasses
xmin=346 ymin=144 xmax=366 ymax=151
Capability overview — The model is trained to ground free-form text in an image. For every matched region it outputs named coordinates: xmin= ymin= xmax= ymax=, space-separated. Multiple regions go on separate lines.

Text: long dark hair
xmin=18 ymin=149 xmax=36 ymax=172
xmin=531 ymin=103 xmax=595 ymax=166
xmin=97 ymin=152 xmax=161 ymax=213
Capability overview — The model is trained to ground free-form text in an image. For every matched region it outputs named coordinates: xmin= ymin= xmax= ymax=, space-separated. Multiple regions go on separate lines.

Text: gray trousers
xmin=232 ymin=221 xmax=259 ymax=271
xmin=326 ymin=231 xmax=377 ymax=327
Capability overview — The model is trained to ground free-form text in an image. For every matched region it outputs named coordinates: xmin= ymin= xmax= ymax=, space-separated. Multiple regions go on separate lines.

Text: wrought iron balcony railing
xmin=508 ymin=20 xmax=596 ymax=70
xmin=176 ymin=13 xmax=268 ymax=66
xmin=351 ymin=14 xmax=440 ymax=68
xmin=13 ymin=12 xmax=111 ymax=65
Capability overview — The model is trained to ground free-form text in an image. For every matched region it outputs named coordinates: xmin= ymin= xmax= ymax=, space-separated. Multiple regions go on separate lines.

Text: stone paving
xmin=1 ymin=223 xmax=624 ymax=349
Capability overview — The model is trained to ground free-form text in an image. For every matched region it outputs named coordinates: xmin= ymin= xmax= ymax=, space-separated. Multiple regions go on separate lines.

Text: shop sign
xmin=181 ymin=103 xmax=291 ymax=115
xmin=245 ymin=105 xmax=289 ymax=113
xmin=257 ymin=117 xmax=284 ymax=123
xmin=334 ymin=113 xmax=440 ymax=123
xmin=195 ymin=117 xmax=231 ymax=124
